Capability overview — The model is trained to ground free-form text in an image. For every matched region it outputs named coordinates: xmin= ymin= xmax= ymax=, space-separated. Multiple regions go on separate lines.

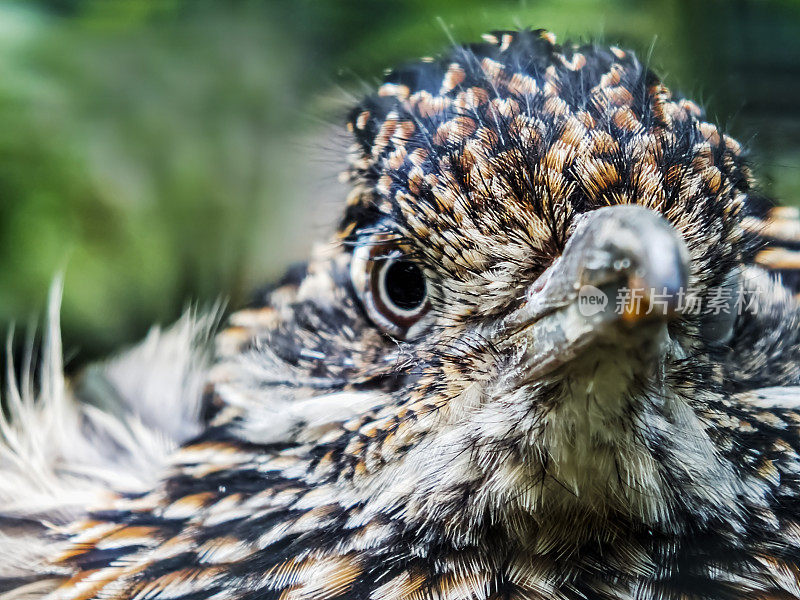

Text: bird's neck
xmin=337 ymin=342 xmax=752 ymax=545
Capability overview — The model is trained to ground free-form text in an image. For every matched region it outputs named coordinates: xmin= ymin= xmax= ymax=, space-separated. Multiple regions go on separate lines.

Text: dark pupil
xmin=384 ymin=260 xmax=426 ymax=310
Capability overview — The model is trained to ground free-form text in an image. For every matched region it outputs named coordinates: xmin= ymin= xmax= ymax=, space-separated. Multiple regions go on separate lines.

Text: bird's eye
xmin=699 ymin=268 xmax=740 ymax=345
xmin=350 ymin=235 xmax=431 ymax=339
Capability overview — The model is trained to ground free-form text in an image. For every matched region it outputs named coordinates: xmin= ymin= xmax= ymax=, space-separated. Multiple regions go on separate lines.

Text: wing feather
xmin=744 ymin=205 xmax=800 ymax=295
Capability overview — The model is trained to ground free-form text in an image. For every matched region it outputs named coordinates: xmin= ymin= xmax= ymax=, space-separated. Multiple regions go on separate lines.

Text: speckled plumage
xmin=3 ymin=29 xmax=800 ymax=600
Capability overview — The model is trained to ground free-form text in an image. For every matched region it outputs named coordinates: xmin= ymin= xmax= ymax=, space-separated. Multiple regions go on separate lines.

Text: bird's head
xmin=213 ymin=30 xmax=772 ymax=542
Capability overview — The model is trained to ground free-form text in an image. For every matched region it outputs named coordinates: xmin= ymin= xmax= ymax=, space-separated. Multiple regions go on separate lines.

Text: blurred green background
xmin=1 ymin=0 xmax=799 ymax=373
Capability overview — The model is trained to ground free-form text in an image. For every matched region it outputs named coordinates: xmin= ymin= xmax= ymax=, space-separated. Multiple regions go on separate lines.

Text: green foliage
xmin=1 ymin=0 xmax=799 ymax=367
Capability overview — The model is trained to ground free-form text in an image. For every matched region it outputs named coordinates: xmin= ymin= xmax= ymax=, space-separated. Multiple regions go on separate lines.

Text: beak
xmin=501 ymin=205 xmax=690 ymax=380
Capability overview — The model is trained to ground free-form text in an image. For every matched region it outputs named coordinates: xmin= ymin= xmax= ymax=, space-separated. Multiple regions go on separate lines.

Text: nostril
xmin=579 ymin=248 xmax=629 ymax=289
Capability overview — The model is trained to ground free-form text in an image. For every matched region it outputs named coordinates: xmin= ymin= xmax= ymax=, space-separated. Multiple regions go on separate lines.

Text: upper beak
xmin=501 ymin=205 xmax=690 ymax=379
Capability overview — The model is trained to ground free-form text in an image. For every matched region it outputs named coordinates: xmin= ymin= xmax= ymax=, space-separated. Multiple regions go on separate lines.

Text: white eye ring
xmin=351 ymin=235 xmax=431 ymax=340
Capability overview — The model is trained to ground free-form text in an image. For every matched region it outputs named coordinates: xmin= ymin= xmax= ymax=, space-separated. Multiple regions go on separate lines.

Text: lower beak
xmin=501 ymin=205 xmax=690 ymax=379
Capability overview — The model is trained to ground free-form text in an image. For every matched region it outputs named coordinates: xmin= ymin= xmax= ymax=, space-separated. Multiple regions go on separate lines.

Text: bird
xmin=3 ymin=27 xmax=800 ymax=600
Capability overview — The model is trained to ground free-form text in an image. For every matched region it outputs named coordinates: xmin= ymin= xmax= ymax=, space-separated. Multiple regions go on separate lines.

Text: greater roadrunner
xmin=3 ymin=28 xmax=800 ymax=600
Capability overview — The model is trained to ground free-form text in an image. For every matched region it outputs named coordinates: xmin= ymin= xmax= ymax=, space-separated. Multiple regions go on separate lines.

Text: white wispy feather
xmin=0 ymin=279 xmax=219 ymax=596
